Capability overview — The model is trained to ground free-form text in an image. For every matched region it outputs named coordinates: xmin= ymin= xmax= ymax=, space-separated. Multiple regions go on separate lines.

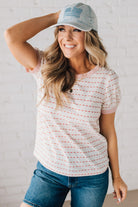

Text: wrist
xmin=44 ymin=13 xmax=58 ymax=28
xmin=112 ymin=175 xmax=121 ymax=180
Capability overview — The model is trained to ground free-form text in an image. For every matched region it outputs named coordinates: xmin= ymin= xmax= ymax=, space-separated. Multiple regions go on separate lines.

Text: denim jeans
xmin=23 ymin=161 xmax=109 ymax=207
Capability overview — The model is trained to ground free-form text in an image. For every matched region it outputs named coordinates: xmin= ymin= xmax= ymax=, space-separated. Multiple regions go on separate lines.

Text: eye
xmin=58 ymin=27 xmax=65 ymax=32
xmin=73 ymin=28 xmax=81 ymax=32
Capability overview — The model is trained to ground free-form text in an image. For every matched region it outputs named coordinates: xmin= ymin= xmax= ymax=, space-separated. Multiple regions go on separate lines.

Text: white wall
xmin=0 ymin=0 xmax=138 ymax=206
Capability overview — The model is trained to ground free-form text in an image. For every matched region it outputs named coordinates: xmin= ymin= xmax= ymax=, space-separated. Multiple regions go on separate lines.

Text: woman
xmin=4 ymin=3 xmax=127 ymax=207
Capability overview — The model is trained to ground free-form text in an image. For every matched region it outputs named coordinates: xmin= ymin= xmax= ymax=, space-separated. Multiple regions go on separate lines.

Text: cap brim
xmin=50 ymin=22 xmax=92 ymax=32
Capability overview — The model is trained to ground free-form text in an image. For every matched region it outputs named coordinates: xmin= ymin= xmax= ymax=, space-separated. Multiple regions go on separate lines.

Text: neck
xmin=69 ymin=52 xmax=95 ymax=74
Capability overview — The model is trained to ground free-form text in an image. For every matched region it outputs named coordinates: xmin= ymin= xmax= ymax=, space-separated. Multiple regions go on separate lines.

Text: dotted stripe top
xmin=25 ymin=49 xmax=121 ymax=177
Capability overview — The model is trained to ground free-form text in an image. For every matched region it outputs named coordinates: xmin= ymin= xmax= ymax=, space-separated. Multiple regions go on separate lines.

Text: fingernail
xmin=118 ymin=198 xmax=121 ymax=202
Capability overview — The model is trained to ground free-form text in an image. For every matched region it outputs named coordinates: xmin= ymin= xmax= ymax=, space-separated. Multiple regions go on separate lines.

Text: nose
xmin=64 ymin=31 xmax=73 ymax=40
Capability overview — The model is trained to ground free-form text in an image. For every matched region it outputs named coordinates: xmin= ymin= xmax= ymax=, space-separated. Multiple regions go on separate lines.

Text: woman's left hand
xmin=113 ymin=176 xmax=128 ymax=204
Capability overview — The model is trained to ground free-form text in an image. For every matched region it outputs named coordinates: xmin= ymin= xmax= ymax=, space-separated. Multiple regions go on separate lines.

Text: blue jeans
xmin=23 ymin=161 xmax=109 ymax=207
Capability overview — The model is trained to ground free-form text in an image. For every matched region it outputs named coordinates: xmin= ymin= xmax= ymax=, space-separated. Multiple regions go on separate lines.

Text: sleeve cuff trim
xmin=101 ymin=106 xmax=117 ymax=114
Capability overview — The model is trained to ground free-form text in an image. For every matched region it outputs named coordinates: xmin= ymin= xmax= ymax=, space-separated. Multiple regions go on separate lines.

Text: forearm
xmin=4 ymin=12 xmax=58 ymax=43
xmin=107 ymin=131 xmax=120 ymax=180
xmin=99 ymin=113 xmax=127 ymax=202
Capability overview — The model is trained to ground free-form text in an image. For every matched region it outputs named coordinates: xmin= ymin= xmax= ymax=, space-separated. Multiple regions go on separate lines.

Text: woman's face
xmin=57 ymin=25 xmax=86 ymax=59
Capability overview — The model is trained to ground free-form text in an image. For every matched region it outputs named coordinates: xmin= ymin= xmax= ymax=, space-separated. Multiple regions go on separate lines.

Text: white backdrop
xmin=0 ymin=0 xmax=138 ymax=206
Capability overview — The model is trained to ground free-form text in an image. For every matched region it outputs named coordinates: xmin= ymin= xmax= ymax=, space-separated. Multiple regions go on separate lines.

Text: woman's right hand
xmin=55 ymin=10 xmax=61 ymax=23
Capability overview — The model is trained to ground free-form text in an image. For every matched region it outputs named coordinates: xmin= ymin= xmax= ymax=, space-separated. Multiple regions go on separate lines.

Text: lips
xmin=64 ymin=44 xmax=76 ymax=48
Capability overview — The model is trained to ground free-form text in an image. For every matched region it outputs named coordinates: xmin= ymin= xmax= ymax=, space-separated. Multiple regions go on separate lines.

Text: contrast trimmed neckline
xmin=76 ymin=65 xmax=99 ymax=80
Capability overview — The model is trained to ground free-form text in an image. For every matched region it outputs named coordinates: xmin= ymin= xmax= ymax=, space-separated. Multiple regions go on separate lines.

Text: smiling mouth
xmin=64 ymin=44 xmax=76 ymax=49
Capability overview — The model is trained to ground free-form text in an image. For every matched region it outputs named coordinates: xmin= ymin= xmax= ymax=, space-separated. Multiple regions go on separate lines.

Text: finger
xmin=115 ymin=189 xmax=122 ymax=203
xmin=113 ymin=191 xmax=117 ymax=199
xmin=121 ymin=188 xmax=127 ymax=201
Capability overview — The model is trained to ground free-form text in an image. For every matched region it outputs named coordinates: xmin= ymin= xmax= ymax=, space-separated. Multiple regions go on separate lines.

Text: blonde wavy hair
xmin=37 ymin=28 xmax=108 ymax=110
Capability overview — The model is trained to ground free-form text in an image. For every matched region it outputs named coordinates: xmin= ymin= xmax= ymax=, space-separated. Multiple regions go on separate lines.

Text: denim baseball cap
xmin=50 ymin=2 xmax=98 ymax=32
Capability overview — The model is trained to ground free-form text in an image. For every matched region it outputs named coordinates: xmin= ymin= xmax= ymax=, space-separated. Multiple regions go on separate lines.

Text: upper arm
xmin=4 ymin=30 xmax=38 ymax=70
xmin=99 ymin=112 xmax=116 ymax=140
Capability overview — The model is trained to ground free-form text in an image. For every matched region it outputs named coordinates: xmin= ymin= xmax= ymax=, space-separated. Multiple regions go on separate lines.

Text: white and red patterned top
xmin=26 ymin=49 xmax=121 ymax=176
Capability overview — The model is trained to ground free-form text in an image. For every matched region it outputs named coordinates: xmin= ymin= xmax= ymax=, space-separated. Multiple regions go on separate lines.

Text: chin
xmin=63 ymin=51 xmax=80 ymax=59
xmin=64 ymin=55 xmax=72 ymax=59
xmin=62 ymin=53 xmax=73 ymax=59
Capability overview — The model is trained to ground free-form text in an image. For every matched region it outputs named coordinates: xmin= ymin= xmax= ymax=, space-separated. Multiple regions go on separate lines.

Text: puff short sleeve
xmin=101 ymin=70 xmax=121 ymax=114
